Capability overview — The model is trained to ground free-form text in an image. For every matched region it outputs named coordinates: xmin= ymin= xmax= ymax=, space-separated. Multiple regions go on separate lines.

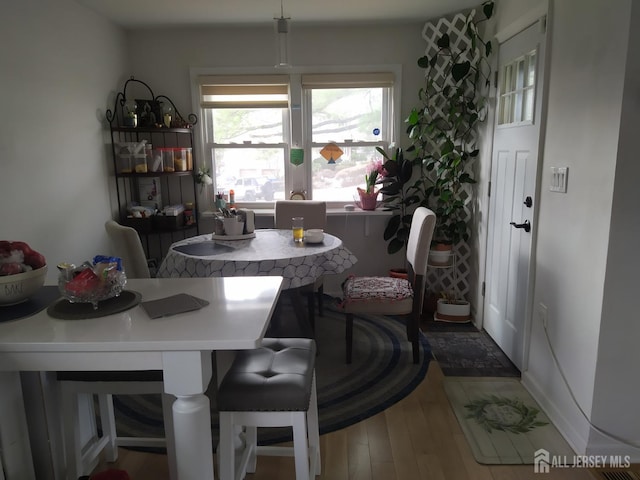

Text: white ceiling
xmin=74 ymin=0 xmax=481 ymax=28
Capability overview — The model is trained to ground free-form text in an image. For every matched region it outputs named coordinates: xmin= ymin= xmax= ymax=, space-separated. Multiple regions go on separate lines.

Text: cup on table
xmin=223 ymin=217 xmax=245 ymax=236
xmin=292 ymin=217 xmax=304 ymax=243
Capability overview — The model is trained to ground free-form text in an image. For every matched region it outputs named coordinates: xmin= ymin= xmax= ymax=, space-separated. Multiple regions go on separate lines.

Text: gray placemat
xmin=47 ymin=290 xmax=141 ymax=320
xmin=0 ymin=286 xmax=61 ymax=323
xmin=173 ymin=242 xmax=235 ymax=256
xmin=141 ymin=293 xmax=209 ymax=319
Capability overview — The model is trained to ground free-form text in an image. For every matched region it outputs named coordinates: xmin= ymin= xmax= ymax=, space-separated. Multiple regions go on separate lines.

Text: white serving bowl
xmin=0 ymin=265 xmax=48 ymax=306
xmin=305 ymin=229 xmax=324 ymax=243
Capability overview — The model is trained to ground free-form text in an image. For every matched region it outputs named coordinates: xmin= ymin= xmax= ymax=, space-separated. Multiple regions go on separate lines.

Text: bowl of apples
xmin=0 ymin=241 xmax=47 ymax=306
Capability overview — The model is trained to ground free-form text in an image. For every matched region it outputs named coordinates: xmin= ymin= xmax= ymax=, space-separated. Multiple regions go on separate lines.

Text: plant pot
xmin=389 ymin=268 xmax=408 ymax=280
xmin=357 ymin=188 xmax=379 ymax=211
xmin=435 ymin=298 xmax=471 ymax=323
xmin=423 ymin=291 xmax=439 ymax=314
xmin=429 ymin=243 xmax=453 ymax=266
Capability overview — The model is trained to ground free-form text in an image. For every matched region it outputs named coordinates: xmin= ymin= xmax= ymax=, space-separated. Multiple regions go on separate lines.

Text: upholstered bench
xmin=217 ymin=338 xmax=320 ymax=480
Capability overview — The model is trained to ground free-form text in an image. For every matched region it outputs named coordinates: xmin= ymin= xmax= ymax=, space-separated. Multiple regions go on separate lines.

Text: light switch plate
xmin=550 ymin=167 xmax=568 ymax=193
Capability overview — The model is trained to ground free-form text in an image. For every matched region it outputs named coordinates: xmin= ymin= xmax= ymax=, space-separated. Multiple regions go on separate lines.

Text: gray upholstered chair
xmin=218 ymin=338 xmax=321 ymax=480
xmin=341 ymin=207 xmax=436 ymax=364
xmin=274 ymin=200 xmax=327 ymax=329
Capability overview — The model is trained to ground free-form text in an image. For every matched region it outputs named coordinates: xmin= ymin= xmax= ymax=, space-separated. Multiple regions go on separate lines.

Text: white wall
xmin=0 ymin=0 xmax=127 ymax=282
xmin=519 ymin=0 xmax=637 ymax=457
xmin=590 ymin=0 xmax=640 ymax=456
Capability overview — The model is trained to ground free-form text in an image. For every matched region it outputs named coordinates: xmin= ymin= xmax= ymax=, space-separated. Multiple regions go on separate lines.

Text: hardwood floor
xmin=91 ymin=360 xmax=629 ymax=480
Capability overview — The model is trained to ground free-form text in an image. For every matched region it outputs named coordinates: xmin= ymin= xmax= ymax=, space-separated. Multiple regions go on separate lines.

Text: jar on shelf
xmin=161 ymin=148 xmax=175 ymax=172
xmin=134 ymin=154 xmax=148 ymax=173
xmin=116 ymin=154 xmax=132 ymax=174
xmin=149 ymin=147 xmax=163 ymax=172
xmin=173 ymin=148 xmax=187 ymax=172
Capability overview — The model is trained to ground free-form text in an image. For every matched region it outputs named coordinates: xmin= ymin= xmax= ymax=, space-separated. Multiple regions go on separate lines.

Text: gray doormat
xmin=425 ymin=330 xmax=520 ymax=377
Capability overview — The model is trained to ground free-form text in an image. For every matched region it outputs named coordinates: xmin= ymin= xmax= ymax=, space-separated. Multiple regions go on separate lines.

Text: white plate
xmin=211 ymin=232 xmax=256 ymax=241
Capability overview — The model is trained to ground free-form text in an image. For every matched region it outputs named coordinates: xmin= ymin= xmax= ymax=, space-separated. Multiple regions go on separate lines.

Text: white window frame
xmin=190 ymin=65 xmax=401 ymax=209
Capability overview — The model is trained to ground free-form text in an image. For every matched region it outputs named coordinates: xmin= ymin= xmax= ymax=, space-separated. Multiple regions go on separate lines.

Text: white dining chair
xmin=274 ymin=200 xmax=327 ymax=330
xmin=57 ymin=220 xmax=176 ymax=480
xmin=104 ymin=219 xmax=151 ymax=278
xmin=341 ymin=207 xmax=436 ymax=364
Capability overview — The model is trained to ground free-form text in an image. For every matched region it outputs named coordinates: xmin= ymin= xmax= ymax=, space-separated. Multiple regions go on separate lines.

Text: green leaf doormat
xmin=443 ymin=377 xmax=575 ymax=464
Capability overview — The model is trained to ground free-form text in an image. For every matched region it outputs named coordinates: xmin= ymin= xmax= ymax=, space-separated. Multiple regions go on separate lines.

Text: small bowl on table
xmin=0 ymin=265 xmax=48 ymax=306
xmin=305 ymin=229 xmax=324 ymax=244
xmin=59 ymin=268 xmax=127 ymax=310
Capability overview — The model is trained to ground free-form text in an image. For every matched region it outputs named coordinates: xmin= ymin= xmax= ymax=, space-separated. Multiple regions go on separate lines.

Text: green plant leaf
xmin=387 ymin=238 xmax=405 ymax=255
xmin=384 ymin=215 xmax=401 ymax=240
xmin=452 ymin=61 xmax=471 ymax=82
xmin=437 ymin=33 xmax=450 ymax=49
xmin=417 ymin=55 xmax=430 ymax=68
xmin=483 ymin=1 xmax=494 ymax=19
xmin=485 ymin=40 xmax=493 ymax=57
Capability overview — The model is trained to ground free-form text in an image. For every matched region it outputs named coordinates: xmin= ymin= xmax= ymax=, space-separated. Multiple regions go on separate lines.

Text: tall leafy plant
xmin=376 ymin=147 xmax=414 ymax=254
xmin=406 ymin=1 xmax=495 ymax=245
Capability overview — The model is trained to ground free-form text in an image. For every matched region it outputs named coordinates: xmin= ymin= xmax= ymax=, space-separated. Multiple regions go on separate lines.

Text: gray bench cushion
xmin=218 ymin=338 xmax=316 ymax=412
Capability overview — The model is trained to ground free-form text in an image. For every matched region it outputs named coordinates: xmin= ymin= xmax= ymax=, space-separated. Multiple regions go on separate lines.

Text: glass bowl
xmin=58 ymin=267 xmax=127 ymax=310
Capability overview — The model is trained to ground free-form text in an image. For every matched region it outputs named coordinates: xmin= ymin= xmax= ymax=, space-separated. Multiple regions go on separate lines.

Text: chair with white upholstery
xmin=57 ymin=220 xmax=175 ymax=480
xmin=274 ymin=201 xmax=327 ymax=329
xmin=341 ymin=207 xmax=436 ymax=364
xmin=104 ymin=219 xmax=151 ymax=278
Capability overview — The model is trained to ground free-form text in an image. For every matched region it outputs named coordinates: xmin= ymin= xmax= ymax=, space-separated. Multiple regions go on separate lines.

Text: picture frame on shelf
xmin=135 ymin=99 xmax=162 ymax=128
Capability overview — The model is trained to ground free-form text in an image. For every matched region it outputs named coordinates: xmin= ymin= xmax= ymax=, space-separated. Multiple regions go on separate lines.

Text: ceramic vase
xmin=357 ymin=187 xmax=379 ymax=211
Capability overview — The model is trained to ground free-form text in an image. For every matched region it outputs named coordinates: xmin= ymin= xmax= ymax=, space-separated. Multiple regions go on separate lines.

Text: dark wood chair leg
xmin=306 ymin=289 xmax=316 ymax=333
xmin=317 ymin=284 xmax=324 ymax=316
xmin=346 ymin=313 xmax=354 ymax=364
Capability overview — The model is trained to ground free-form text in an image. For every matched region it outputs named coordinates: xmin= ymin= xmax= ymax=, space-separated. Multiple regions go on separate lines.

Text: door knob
xmin=510 ymin=220 xmax=531 ymax=233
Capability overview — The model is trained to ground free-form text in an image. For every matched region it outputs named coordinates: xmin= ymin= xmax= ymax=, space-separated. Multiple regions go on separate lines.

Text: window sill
xmin=201 ymin=208 xmax=391 ymax=236
xmin=201 ymin=208 xmax=392 ymax=217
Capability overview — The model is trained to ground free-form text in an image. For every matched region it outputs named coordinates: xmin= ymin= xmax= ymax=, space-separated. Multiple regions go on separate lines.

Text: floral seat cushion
xmin=343 ymin=276 xmax=413 ymax=304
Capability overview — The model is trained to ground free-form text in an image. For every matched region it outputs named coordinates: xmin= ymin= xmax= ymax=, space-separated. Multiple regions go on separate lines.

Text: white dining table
xmin=0 ymin=276 xmax=283 ymax=480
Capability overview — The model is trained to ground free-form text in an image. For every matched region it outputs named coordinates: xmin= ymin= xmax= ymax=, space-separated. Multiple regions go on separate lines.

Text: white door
xmin=483 ymin=19 xmax=546 ymax=370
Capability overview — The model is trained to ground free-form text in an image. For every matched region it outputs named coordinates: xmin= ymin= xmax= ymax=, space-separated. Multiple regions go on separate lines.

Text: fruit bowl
xmin=0 ymin=265 xmax=48 ymax=306
xmin=59 ymin=268 xmax=126 ymax=310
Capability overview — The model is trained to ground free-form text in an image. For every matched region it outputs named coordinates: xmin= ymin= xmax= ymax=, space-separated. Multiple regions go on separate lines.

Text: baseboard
xmin=522 ymin=372 xmax=640 ymax=462
xmin=521 ymin=371 xmax=589 ymax=454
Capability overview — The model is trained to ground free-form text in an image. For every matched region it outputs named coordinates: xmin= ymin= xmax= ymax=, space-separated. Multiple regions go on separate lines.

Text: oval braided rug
xmin=110 ymin=298 xmax=431 ymax=450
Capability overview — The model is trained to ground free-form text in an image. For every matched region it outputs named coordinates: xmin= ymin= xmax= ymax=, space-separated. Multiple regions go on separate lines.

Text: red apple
xmin=24 ymin=252 xmax=46 ymax=269
xmin=0 ymin=263 xmax=22 ymax=276
xmin=10 ymin=241 xmax=33 ymax=256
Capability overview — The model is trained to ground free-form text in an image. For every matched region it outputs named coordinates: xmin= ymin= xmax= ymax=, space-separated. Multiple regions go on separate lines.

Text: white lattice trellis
xmin=421 ymin=9 xmax=480 ymax=303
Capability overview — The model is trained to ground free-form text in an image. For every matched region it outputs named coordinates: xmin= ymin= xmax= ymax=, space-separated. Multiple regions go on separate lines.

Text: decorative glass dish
xmin=58 ymin=259 xmax=127 ymax=310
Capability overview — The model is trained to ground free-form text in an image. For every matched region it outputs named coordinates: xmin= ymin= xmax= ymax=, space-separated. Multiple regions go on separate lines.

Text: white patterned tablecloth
xmin=157 ymin=229 xmax=358 ymax=290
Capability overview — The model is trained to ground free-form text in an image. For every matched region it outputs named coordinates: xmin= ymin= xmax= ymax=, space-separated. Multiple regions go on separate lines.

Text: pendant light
xmin=274 ymin=0 xmax=291 ymax=67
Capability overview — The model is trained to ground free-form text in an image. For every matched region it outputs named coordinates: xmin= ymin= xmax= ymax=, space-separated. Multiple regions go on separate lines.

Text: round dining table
xmin=156 ymin=229 xmax=358 ymax=290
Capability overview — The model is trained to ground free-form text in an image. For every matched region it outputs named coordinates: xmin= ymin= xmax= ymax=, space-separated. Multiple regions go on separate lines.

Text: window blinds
xmin=199 ymin=75 xmax=289 ymax=108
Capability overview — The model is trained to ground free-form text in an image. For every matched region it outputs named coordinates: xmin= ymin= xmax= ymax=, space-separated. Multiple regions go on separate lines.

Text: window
xmin=197 ymin=69 xmax=398 ymax=205
xmin=498 ymin=50 xmax=537 ymax=126
xmin=302 ymin=73 xmax=394 ymax=202
xmin=199 ymin=75 xmax=289 ymax=202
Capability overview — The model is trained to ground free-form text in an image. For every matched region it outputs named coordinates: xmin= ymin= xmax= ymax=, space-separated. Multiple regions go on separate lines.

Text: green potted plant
xmin=376 ymin=147 xmax=415 ymax=255
xmin=406 ymin=1 xmax=494 ymax=267
xmin=377 ymin=2 xmax=494 ymax=264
